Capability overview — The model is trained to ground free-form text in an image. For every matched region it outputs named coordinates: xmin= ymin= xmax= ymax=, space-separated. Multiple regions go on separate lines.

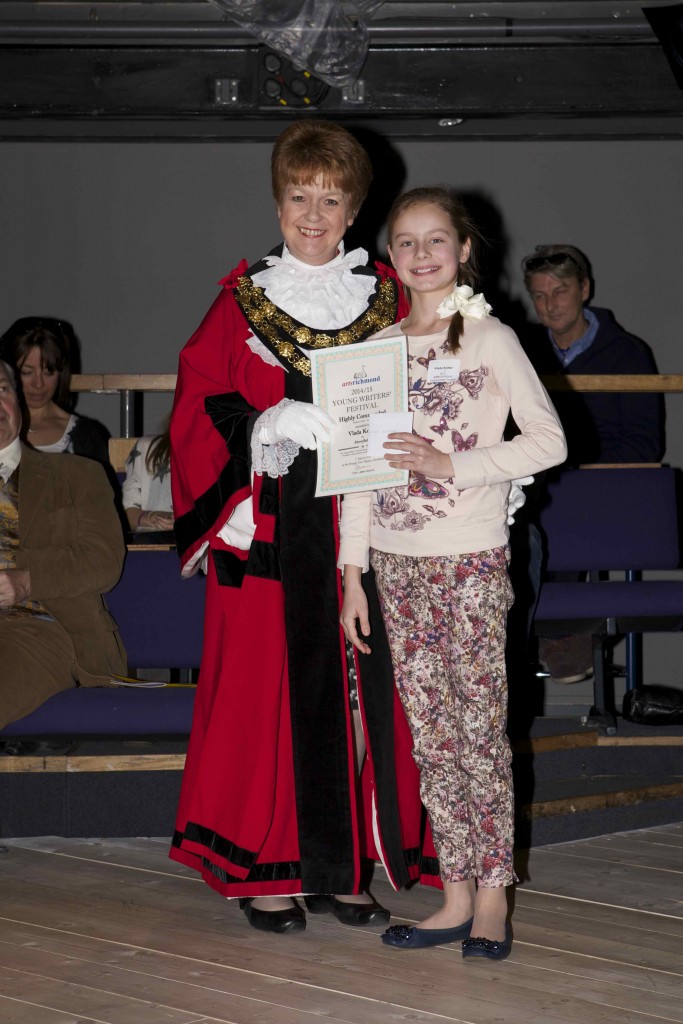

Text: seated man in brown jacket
xmin=0 ymin=359 xmax=126 ymax=729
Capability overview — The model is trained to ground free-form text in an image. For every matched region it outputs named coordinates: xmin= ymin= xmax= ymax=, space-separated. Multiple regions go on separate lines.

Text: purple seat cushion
xmin=536 ymin=580 xmax=683 ymax=633
xmin=0 ymin=686 xmax=196 ymax=738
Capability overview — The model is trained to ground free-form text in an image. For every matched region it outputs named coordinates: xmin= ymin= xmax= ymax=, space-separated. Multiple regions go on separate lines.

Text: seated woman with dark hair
xmin=0 ymin=317 xmax=110 ymax=462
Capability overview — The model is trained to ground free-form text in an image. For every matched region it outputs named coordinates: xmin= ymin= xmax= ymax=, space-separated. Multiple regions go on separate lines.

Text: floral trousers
xmin=371 ymin=547 xmax=516 ymax=887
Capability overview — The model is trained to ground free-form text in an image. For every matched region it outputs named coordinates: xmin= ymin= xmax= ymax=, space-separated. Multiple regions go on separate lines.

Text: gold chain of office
xmin=234 ymin=274 xmax=398 ymax=377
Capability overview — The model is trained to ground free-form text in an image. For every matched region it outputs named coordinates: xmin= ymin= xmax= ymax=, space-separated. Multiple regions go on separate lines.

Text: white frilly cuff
xmin=251 ymin=398 xmax=302 ymax=479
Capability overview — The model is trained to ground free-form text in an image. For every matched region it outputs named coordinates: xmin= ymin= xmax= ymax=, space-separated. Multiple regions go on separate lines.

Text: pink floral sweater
xmin=338 ymin=316 xmax=567 ymax=569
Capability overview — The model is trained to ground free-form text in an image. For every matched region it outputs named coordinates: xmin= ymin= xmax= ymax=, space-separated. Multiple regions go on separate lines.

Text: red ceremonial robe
xmin=169 ymin=249 xmax=439 ymax=898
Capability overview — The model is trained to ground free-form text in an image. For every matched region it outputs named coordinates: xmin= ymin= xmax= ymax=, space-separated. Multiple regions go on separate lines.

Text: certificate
xmin=309 ymin=335 xmax=411 ymax=497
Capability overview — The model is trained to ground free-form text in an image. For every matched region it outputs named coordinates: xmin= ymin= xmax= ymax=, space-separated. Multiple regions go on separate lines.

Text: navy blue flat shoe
xmin=462 ymin=922 xmax=512 ymax=960
xmin=382 ymin=917 xmax=473 ymax=949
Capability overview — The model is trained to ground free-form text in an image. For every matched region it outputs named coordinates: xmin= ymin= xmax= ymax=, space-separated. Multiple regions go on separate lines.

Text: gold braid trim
xmin=235 ymin=274 xmax=398 ymax=377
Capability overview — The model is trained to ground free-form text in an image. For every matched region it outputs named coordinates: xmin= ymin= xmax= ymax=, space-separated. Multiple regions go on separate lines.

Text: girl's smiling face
xmin=277 ymin=175 xmax=355 ymax=266
xmin=388 ymin=202 xmax=471 ymax=302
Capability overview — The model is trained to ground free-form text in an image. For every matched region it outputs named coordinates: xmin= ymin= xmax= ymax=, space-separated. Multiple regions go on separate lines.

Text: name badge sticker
xmin=427 ymin=358 xmax=461 ymax=383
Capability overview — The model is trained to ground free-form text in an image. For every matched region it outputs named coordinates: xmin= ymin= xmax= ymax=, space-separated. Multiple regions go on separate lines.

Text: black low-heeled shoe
xmin=239 ymin=897 xmax=306 ymax=934
xmin=382 ymin=917 xmax=473 ymax=949
xmin=303 ymin=894 xmax=390 ymax=927
xmin=461 ymin=922 xmax=512 ymax=961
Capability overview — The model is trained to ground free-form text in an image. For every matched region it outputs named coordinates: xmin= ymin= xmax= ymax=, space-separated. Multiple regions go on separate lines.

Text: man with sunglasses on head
xmin=515 ymin=246 xmax=664 ymax=685
xmin=522 ymin=244 xmax=663 ymax=466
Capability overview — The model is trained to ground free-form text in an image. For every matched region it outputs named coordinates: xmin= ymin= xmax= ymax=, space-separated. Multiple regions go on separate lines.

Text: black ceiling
xmin=1 ymin=1 xmax=682 ymax=140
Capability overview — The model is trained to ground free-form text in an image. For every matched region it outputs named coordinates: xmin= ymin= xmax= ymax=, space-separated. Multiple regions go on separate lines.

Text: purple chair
xmin=106 ymin=548 xmax=205 ymax=670
xmin=534 ymin=467 xmax=683 ymax=734
xmin=0 ymin=549 xmax=205 ymax=741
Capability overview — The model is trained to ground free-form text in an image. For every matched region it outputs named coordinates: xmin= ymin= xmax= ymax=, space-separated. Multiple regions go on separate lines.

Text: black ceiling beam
xmin=0 ymin=44 xmax=680 ymax=113
xmin=0 ymin=4 xmax=682 ymax=140
xmin=0 ymin=17 xmax=656 ymax=44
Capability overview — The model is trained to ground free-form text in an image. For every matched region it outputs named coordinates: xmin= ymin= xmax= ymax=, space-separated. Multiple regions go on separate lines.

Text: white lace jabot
xmin=250 ymin=243 xmax=376 ymax=330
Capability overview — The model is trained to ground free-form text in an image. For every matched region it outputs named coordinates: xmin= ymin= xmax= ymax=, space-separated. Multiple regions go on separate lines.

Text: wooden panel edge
xmin=520 ymin=780 xmax=683 ymax=820
xmin=0 ymin=753 xmax=186 ymax=773
xmin=511 ymin=731 xmax=598 ymax=755
xmin=598 ymin=735 xmax=683 ymax=747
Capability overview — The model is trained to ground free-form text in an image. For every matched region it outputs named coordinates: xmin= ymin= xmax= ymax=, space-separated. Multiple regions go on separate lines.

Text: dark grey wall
xmin=2 ymin=135 xmax=682 ymax=694
xmin=2 ymin=137 xmax=681 ymax=434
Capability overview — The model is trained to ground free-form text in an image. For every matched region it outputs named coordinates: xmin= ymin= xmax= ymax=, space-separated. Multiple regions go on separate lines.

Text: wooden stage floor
xmin=0 ymin=825 xmax=681 ymax=1023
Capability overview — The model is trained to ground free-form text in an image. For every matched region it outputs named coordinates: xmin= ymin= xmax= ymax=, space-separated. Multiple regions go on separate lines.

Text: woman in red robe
xmin=169 ymin=120 xmax=437 ymax=934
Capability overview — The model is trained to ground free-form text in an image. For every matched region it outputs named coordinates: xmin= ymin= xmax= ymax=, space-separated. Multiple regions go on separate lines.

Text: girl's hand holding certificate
xmin=382 ymin=431 xmax=454 ymax=479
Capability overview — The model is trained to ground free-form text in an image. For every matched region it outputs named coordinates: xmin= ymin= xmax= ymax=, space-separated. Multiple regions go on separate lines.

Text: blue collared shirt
xmin=549 ymin=307 xmax=599 ymax=367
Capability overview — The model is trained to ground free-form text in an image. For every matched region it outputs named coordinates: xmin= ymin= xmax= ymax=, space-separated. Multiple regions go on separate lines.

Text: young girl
xmin=339 ymin=187 xmax=567 ymax=959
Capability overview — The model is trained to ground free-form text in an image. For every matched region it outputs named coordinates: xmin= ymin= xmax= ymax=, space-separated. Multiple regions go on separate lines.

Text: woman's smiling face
xmin=277 ymin=175 xmax=356 ymax=266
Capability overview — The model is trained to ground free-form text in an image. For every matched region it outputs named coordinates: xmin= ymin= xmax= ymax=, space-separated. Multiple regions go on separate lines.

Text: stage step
xmin=512 ymin=718 xmax=683 ymax=847
xmin=1 ymin=721 xmax=682 ymax=842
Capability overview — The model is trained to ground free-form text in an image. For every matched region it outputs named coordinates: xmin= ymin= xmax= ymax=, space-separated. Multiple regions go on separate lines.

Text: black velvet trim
xmin=205 ymin=391 xmax=256 ymax=461
xmin=175 ymin=393 xmax=256 ymax=558
xmin=173 ymin=824 xmax=301 ymax=885
xmin=211 ymin=544 xmax=281 ymax=587
xmin=401 ymin=846 xmax=440 ymax=879
xmin=212 ymin=549 xmax=247 ymax=588
xmin=246 ymin=245 xmax=282 ymax=276
xmin=258 ymin=475 xmax=279 ymax=517
xmin=174 ymin=458 xmax=249 ymax=558
xmin=245 ymin=409 xmax=259 ymax=472
xmin=355 ymin=567 xmax=412 ymax=889
xmin=203 ymin=857 xmax=302 ymax=886
xmin=245 ymin=539 xmax=281 ymax=582
xmin=402 ymin=846 xmax=422 ymax=869
xmin=419 ymin=855 xmax=441 ymax=878
xmin=279 ymin=369 xmax=355 ymax=894
xmin=180 ymin=821 xmax=256 ymax=870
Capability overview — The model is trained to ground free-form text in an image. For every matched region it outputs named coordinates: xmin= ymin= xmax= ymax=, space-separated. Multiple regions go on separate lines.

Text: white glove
xmin=258 ymin=400 xmax=335 ymax=450
xmin=507 ymin=475 xmax=534 ymax=525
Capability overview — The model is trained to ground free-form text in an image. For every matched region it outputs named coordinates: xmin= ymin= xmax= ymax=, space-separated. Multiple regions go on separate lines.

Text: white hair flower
xmin=436 ymin=284 xmax=492 ymax=321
